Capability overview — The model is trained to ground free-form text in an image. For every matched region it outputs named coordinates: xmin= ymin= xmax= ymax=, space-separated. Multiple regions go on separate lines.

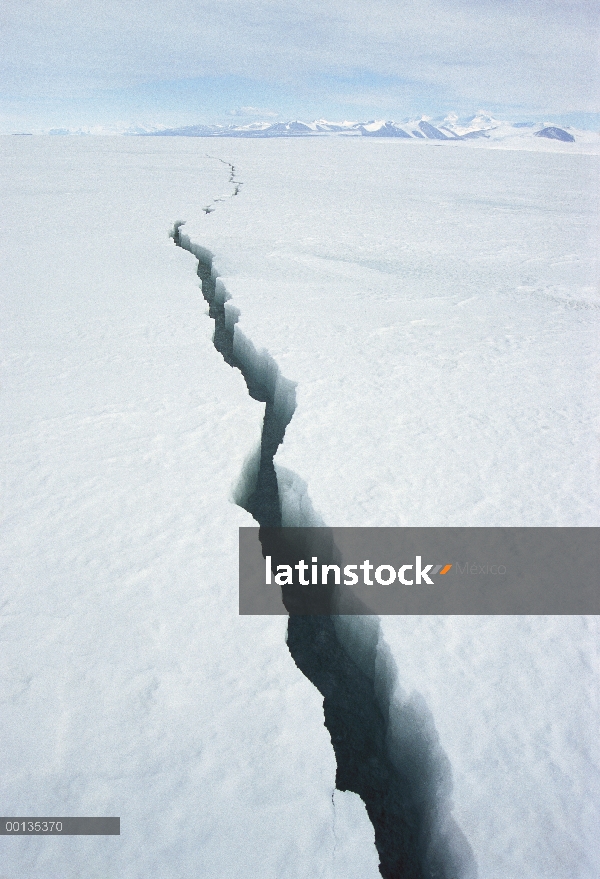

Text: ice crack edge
xmin=201 ymin=156 xmax=243 ymax=213
xmin=170 ymin=218 xmax=477 ymax=879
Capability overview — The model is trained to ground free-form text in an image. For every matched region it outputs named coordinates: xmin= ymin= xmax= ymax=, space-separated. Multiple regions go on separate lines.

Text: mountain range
xmin=136 ymin=114 xmax=581 ymax=142
xmin=39 ymin=114 xmax=599 ymax=142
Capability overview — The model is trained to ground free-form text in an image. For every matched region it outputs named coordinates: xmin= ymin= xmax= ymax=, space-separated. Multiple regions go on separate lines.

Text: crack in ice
xmin=170 ymin=160 xmax=477 ymax=879
xmin=202 ymin=156 xmax=243 ymax=213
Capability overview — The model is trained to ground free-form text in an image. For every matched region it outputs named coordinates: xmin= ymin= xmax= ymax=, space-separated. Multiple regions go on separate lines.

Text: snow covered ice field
xmin=1 ymin=134 xmax=599 ymax=877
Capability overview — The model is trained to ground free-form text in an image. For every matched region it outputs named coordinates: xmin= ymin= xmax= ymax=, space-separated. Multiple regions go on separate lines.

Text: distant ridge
xmin=32 ymin=115 xmax=600 ymax=143
xmin=136 ymin=115 xmax=583 ymax=143
xmin=535 ymin=126 xmax=575 ymax=142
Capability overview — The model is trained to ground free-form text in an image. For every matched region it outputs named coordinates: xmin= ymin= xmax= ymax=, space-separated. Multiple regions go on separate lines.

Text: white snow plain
xmin=1 ymin=134 xmax=599 ymax=878
xmin=0 ymin=137 xmax=379 ymax=879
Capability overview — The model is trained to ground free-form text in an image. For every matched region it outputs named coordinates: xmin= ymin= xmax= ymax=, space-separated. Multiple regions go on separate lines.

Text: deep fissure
xmin=172 ymin=198 xmax=476 ymax=878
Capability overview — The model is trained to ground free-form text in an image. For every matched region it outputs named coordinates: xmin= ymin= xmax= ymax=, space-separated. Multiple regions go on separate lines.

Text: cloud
xmin=228 ymin=107 xmax=279 ymax=118
xmin=1 ymin=0 xmax=598 ymax=123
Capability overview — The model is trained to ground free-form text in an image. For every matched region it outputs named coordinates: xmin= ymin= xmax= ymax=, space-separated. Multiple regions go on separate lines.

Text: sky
xmin=1 ymin=0 xmax=599 ymax=132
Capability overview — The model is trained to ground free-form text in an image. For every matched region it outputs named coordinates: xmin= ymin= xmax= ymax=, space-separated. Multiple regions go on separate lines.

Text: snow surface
xmin=182 ymin=137 xmax=600 ymax=878
xmin=1 ymin=134 xmax=599 ymax=878
xmin=184 ymin=137 xmax=600 ymax=528
xmin=0 ymin=137 xmax=379 ymax=878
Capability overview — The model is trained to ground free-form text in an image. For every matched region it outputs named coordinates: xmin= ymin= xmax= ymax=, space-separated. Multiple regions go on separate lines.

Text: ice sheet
xmin=184 ymin=137 xmax=600 ymax=527
xmin=182 ymin=137 xmax=600 ymax=877
xmin=0 ymin=137 xmax=380 ymax=878
xmin=1 ymin=134 xmax=598 ymax=878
